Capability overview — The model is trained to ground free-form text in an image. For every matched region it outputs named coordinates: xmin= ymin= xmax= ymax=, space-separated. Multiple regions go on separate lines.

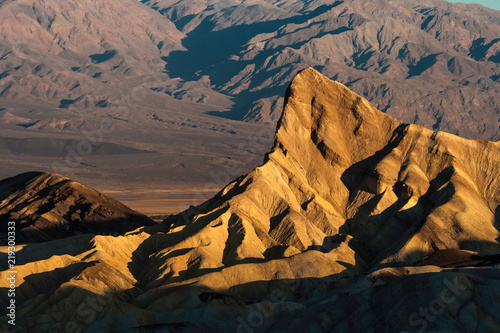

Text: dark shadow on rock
xmin=307 ymin=234 xmax=347 ymax=253
xmin=369 ymin=170 xmax=457 ymax=268
xmin=164 ymin=3 xmax=343 ymax=83
xmin=406 ymin=53 xmax=440 ymax=78
xmin=205 ymin=84 xmax=290 ymax=121
xmin=113 ymin=322 xmax=213 ymax=333
xmin=469 ymin=37 xmax=500 ymax=62
xmin=0 ymin=215 xmax=154 ymax=245
xmin=0 ymin=260 xmax=98 ymax=307
xmin=459 ymin=239 xmax=500 ymax=256
xmin=0 ymin=234 xmax=94 ymax=269
xmin=411 ymin=248 xmax=500 ymax=268
xmin=495 ymin=205 xmax=500 ymax=240
xmin=0 ymin=171 xmax=48 ymax=200
xmin=58 ymin=96 xmax=85 ymax=108
xmin=339 ymin=132 xmax=459 ymax=267
xmin=89 ymin=50 xmax=117 ymax=64
xmin=340 ymin=123 xmax=409 ymax=194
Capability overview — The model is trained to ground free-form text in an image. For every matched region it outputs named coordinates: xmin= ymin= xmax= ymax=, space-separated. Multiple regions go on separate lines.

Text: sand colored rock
xmin=1 ymin=68 xmax=500 ymax=332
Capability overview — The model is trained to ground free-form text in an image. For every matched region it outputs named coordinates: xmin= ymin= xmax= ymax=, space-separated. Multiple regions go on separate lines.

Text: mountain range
xmin=0 ymin=0 xmax=499 ymax=194
xmin=145 ymin=0 xmax=500 ymax=139
xmin=1 ymin=69 xmax=499 ymax=332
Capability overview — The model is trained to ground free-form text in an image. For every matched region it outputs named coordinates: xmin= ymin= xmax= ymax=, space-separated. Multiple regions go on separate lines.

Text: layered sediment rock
xmin=1 ymin=68 xmax=499 ymax=332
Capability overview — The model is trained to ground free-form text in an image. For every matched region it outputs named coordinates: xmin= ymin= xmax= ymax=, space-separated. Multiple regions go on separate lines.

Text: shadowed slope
xmin=0 ymin=171 xmax=154 ymax=243
xmin=161 ymin=68 xmax=500 ymax=270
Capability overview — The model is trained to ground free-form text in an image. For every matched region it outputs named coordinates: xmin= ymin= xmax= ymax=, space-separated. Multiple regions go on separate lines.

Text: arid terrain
xmin=0 ymin=0 xmax=499 ymax=215
xmin=1 ymin=0 xmax=500 ymax=330
xmin=1 ymin=69 xmax=499 ymax=332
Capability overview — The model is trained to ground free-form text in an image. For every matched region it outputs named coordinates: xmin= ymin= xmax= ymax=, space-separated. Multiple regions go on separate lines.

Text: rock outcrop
xmin=1 ymin=69 xmax=500 ymax=332
xmin=0 ymin=171 xmax=154 ymax=243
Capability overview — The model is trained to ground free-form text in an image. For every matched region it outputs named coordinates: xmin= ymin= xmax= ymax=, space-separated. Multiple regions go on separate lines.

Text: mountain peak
xmin=273 ymin=67 xmax=399 ymax=168
xmin=176 ymin=68 xmax=500 ymax=268
xmin=2 ymin=70 xmax=500 ymax=332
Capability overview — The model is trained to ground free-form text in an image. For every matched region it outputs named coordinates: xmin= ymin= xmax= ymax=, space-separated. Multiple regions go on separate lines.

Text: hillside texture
xmin=1 ymin=69 xmax=499 ymax=332
xmin=0 ymin=172 xmax=154 ymax=243
xmin=1 ymin=0 xmax=500 ymax=192
xmin=145 ymin=0 xmax=500 ymax=140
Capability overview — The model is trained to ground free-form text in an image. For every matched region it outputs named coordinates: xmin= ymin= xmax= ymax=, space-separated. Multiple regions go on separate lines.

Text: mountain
xmin=1 ymin=69 xmax=499 ymax=332
xmin=145 ymin=0 xmax=500 ymax=140
xmin=0 ymin=171 xmax=154 ymax=243
xmin=0 ymin=0 xmax=268 ymax=193
xmin=0 ymin=0 xmax=184 ymax=107
xmin=0 ymin=0 xmax=499 ymax=194
xmin=172 ymin=67 xmax=500 ymax=266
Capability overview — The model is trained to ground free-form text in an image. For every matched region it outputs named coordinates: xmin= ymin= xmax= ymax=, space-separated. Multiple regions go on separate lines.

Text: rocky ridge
xmin=1 ymin=69 xmax=500 ymax=332
xmin=0 ymin=171 xmax=154 ymax=243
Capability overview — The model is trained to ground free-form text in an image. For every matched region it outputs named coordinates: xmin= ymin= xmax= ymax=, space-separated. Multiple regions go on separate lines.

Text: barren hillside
xmin=0 ymin=0 xmax=499 ymax=194
xmin=1 ymin=69 xmax=499 ymax=332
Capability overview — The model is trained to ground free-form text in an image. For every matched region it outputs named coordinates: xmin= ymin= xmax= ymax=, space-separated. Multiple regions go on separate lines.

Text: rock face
xmin=0 ymin=172 xmax=154 ymax=243
xmin=1 ymin=69 xmax=500 ymax=332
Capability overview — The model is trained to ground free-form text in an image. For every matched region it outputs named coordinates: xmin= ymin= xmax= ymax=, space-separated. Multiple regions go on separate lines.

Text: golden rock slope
xmin=1 ymin=68 xmax=500 ymax=332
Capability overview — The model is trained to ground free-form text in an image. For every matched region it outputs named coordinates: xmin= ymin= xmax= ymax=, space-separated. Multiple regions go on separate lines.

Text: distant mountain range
xmin=0 ymin=0 xmax=499 ymax=188
xmin=143 ymin=0 xmax=500 ymax=139
xmin=0 ymin=0 xmax=184 ymax=107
